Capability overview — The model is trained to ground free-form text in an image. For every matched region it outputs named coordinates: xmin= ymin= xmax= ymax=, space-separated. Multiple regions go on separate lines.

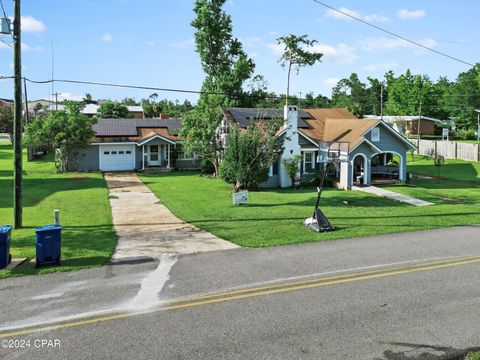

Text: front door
xmin=149 ymin=145 xmax=160 ymax=166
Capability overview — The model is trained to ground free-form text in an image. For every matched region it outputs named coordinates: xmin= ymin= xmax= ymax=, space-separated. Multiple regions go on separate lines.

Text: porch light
xmin=0 ymin=18 xmax=11 ymax=34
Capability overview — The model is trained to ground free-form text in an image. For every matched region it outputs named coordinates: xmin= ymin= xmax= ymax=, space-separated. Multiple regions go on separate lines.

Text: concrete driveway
xmin=105 ymin=172 xmax=238 ymax=260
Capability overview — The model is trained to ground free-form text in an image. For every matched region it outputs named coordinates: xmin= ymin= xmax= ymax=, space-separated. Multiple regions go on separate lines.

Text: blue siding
xmin=75 ymin=146 xmax=99 ymax=171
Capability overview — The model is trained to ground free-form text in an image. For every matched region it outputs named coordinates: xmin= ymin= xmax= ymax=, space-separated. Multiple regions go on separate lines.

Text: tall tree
xmin=219 ymin=118 xmax=284 ymax=191
xmin=276 ymin=34 xmax=323 ymax=105
xmin=180 ymin=0 xmax=255 ymax=176
xmin=97 ymin=101 xmax=131 ymax=118
xmin=24 ymin=101 xmax=96 ymax=172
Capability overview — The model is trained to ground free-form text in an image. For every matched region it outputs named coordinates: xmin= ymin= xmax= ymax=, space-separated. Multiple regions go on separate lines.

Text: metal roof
xmin=92 ymin=118 xmax=181 ymax=136
xmin=226 ymin=108 xmax=313 ymax=128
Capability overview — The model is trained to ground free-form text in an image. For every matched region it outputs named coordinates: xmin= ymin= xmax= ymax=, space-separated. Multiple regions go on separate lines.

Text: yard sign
xmin=232 ymin=191 xmax=248 ymax=205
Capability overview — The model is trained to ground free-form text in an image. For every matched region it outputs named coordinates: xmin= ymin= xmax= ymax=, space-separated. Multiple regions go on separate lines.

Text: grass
xmin=405 ymin=154 xmax=480 ymax=181
xmin=140 ymin=162 xmax=480 ymax=247
xmin=0 ymin=144 xmax=116 ymax=278
xmin=467 ymin=352 xmax=480 ymax=360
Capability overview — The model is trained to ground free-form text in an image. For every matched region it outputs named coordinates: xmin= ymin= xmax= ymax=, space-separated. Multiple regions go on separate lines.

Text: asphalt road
xmin=0 ymin=225 xmax=479 ymax=359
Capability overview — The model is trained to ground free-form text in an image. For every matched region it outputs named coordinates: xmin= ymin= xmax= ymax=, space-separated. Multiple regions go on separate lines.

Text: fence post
xmin=434 ymin=140 xmax=437 ymax=157
xmin=455 ymin=142 xmax=458 ymax=159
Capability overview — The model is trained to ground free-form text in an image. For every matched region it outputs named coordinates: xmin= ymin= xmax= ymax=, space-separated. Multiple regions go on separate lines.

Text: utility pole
xmin=13 ymin=0 xmax=22 ymax=229
xmin=380 ymin=83 xmax=384 ymax=119
xmin=417 ymin=102 xmax=422 ymax=155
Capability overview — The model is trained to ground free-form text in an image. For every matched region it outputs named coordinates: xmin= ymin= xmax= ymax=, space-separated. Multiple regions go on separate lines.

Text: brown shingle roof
xmin=299 ymin=108 xmax=378 ymax=149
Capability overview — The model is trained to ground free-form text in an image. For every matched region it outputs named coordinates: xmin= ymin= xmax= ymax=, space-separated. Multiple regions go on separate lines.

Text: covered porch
xmin=370 ymin=152 xmax=402 ymax=185
xmin=137 ymin=135 xmax=176 ymax=171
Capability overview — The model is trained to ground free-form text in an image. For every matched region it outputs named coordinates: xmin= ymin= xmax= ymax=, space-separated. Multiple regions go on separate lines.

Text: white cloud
xmin=363 ymin=62 xmax=398 ymax=72
xmin=397 ymin=9 xmax=426 ymax=20
xmin=240 ymin=36 xmax=262 ymax=48
xmin=359 ymin=37 xmax=436 ymax=52
xmin=170 ymin=38 xmax=194 ymax=48
xmin=266 ymin=43 xmax=284 ymax=56
xmin=21 ymin=15 xmax=46 ymax=33
xmin=363 ymin=14 xmax=389 ymax=23
xmin=326 ymin=7 xmax=389 ymax=23
xmin=311 ymin=43 xmax=357 ymax=64
xmin=100 ymin=33 xmax=112 ymax=42
xmin=267 ymin=42 xmax=356 ymax=64
xmin=57 ymin=92 xmax=84 ymax=101
xmin=323 ymin=78 xmax=339 ymax=87
xmin=268 ymin=31 xmax=280 ymax=37
xmin=21 ymin=43 xmax=42 ymax=52
xmin=146 ymin=40 xmax=155 ymax=48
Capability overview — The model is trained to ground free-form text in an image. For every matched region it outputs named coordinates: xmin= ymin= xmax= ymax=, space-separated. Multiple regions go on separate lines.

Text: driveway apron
xmin=104 ymin=172 xmax=239 ymax=260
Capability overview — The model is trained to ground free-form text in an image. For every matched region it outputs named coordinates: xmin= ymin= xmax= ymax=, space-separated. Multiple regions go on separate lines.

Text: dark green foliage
xmin=97 ymin=101 xmax=131 ymax=118
xmin=220 ymin=118 xmax=283 ymax=191
xmin=283 ymin=155 xmax=302 ymax=189
xmin=141 ymin=97 xmax=193 ymax=118
xmin=276 ymin=34 xmax=323 ymax=104
xmin=24 ymin=101 xmax=96 ymax=172
xmin=0 ymin=106 xmax=13 ymax=142
xmin=181 ymin=0 xmax=256 ymax=176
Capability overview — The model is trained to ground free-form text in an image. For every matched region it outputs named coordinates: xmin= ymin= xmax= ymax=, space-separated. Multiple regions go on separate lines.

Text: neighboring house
xmin=220 ymin=106 xmax=416 ymax=189
xmin=0 ymin=98 xmax=13 ymax=108
xmin=46 ymin=104 xmax=145 ymax=118
xmin=74 ymin=118 xmax=199 ymax=171
xmin=363 ymin=115 xmax=444 ymax=136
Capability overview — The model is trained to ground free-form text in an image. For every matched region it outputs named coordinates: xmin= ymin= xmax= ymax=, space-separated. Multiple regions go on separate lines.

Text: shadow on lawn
xmin=0 ymin=176 xmax=107 ymax=208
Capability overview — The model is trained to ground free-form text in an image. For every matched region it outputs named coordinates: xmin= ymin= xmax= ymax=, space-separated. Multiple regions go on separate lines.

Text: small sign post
xmin=434 ymin=155 xmax=444 ymax=183
xmin=232 ymin=191 xmax=248 ymax=205
xmin=442 ymin=128 xmax=449 ymax=141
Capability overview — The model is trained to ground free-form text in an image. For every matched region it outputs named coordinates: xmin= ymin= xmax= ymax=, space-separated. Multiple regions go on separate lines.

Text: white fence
xmin=413 ymin=139 xmax=480 ymax=162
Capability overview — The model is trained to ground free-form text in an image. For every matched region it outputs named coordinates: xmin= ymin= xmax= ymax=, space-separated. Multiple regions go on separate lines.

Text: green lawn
xmin=0 ymin=144 xmax=116 ymax=278
xmin=406 ymin=155 xmax=480 ymax=181
xmin=140 ymin=163 xmax=480 ymax=247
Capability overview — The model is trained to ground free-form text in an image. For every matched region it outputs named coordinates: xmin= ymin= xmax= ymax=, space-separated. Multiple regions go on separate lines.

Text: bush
xmin=455 ymin=129 xmax=477 ymax=140
xmin=466 ymin=352 xmax=480 ymax=360
xmin=200 ymin=159 xmax=216 ymax=175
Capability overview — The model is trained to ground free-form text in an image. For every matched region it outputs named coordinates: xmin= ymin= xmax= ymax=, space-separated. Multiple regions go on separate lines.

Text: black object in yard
xmin=434 ymin=155 xmax=444 ymax=183
xmin=306 ymin=170 xmax=335 ymax=233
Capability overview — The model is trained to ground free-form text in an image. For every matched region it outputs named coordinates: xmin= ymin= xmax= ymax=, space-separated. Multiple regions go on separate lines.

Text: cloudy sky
xmin=0 ymin=0 xmax=478 ymax=104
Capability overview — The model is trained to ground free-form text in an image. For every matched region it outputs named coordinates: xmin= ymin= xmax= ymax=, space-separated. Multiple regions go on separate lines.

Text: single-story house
xmin=74 ymin=118 xmax=199 ymax=172
xmin=363 ymin=115 xmax=445 ymax=136
xmin=220 ymin=106 xmax=416 ymax=189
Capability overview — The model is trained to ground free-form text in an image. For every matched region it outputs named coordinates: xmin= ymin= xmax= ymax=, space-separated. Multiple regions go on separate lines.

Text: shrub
xmin=200 ymin=159 xmax=216 ymax=175
xmin=466 ymin=352 xmax=480 ymax=360
xmin=455 ymin=129 xmax=476 ymax=140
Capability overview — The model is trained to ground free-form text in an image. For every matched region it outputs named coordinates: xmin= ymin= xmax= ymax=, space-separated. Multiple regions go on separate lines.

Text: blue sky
xmin=0 ymin=0 xmax=479 ymax=104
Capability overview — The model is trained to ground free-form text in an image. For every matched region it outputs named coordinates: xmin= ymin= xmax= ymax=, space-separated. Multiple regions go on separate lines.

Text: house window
xmin=126 ymin=151 xmax=131 ymax=154
xmin=119 ymin=151 xmax=124 ymax=155
xmin=104 ymin=151 xmax=110 ymax=155
xmin=371 ymin=127 xmax=380 ymax=142
xmin=111 ymin=151 xmax=117 ymax=155
xmin=173 ymin=144 xmax=194 ymax=160
xmin=303 ymin=152 xmax=314 ymax=173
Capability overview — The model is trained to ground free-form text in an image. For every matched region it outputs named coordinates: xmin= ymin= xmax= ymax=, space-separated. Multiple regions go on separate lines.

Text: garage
xmin=99 ymin=145 xmax=135 ymax=171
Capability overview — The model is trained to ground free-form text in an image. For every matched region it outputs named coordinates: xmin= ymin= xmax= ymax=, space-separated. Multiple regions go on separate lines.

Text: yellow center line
xmin=1 ymin=256 xmax=479 ymax=338
xmin=166 ymin=255 xmax=480 ymax=305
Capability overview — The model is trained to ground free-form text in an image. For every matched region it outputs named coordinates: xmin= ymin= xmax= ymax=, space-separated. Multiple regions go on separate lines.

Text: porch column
xmin=167 ymin=144 xmax=171 ymax=169
xmin=142 ymin=145 xmax=145 ymax=170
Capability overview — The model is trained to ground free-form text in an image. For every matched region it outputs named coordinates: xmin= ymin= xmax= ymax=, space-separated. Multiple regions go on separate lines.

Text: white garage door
xmin=100 ymin=145 xmax=135 ymax=171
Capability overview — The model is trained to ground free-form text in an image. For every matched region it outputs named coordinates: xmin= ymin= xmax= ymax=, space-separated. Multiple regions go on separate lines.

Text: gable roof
xmin=91 ymin=118 xmax=182 ymax=143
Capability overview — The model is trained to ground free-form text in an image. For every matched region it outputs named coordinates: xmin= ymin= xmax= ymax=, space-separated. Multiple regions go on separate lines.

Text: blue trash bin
xmin=36 ymin=225 xmax=62 ymax=267
xmin=0 ymin=225 xmax=12 ymax=269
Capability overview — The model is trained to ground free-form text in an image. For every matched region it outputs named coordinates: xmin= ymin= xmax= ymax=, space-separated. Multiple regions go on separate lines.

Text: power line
xmin=21 ymin=77 xmax=303 ymax=101
xmin=312 ymin=0 xmax=475 ymax=67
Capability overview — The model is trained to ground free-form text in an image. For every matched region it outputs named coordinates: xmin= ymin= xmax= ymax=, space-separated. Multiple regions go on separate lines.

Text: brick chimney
xmin=159 ymin=114 xmax=170 ymax=120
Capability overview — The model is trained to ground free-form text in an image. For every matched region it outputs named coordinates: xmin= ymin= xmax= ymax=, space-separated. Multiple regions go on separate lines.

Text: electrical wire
xmin=312 ymin=0 xmax=475 ymax=67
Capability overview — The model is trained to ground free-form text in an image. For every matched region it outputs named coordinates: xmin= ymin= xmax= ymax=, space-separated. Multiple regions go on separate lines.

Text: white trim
xmin=99 ymin=144 xmax=136 ymax=171
xmin=303 ymin=151 xmax=315 ymax=172
xmin=371 ymin=151 xmax=405 ymax=181
xmin=298 ymin=131 xmax=318 ymax=146
xmin=350 ymin=138 xmax=383 ymax=154
xmin=351 ymin=153 xmax=369 ymax=186
xmin=142 ymin=145 xmax=145 ymax=170
xmin=137 ymin=134 xmax=176 ymax=146
xmin=301 ymin=147 xmax=318 ymax=151
xmin=268 ymin=165 xmax=273 ymax=177
xmin=375 ymin=121 xmax=416 ymax=150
